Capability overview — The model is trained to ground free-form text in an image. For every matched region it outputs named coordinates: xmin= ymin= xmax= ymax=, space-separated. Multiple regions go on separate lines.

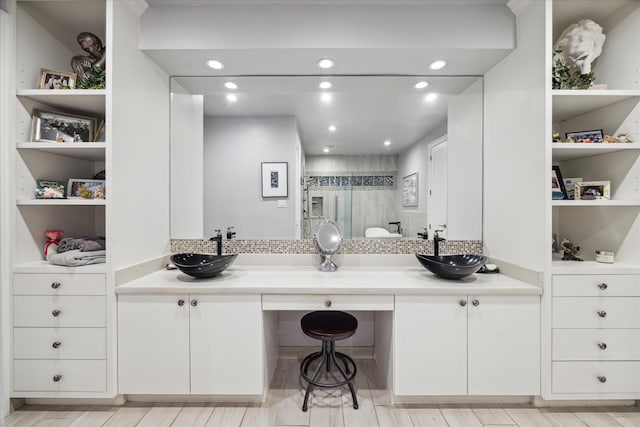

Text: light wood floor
xmin=5 ymin=358 xmax=640 ymax=427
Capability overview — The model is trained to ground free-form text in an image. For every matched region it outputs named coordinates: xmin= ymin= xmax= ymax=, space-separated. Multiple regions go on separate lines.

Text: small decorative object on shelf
xmin=616 ymin=133 xmax=633 ymax=143
xmin=71 ymin=32 xmax=106 ymax=89
xmin=595 ymin=250 xmax=615 ymax=264
xmin=38 ymin=68 xmax=76 ymax=90
xmin=560 ymin=238 xmax=583 ymax=261
xmin=575 ymin=180 xmax=610 ymax=200
xmin=67 ymin=179 xmax=106 ymax=199
xmin=552 ymin=132 xmax=561 ymax=142
xmin=44 ymin=229 xmax=64 ymax=257
xmin=565 ymin=129 xmax=604 ymax=143
xmin=34 ymin=179 xmax=66 ymax=199
xmin=563 ymin=177 xmax=582 ymax=200
xmin=551 ymin=165 xmax=567 ymax=200
xmin=552 ymin=19 xmax=606 ymax=89
xmin=604 ymin=135 xmax=618 ymax=143
xmin=31 ymin=109 xmax=98 ymax=143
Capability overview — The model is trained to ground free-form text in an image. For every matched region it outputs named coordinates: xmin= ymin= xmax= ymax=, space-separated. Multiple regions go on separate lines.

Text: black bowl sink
xmin=170 ymin=253 xmax=238 ymax=279
xmin=416 ymin=254 xmax=487 ymax=280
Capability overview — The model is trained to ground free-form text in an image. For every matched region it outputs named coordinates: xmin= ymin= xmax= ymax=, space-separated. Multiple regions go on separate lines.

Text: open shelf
xmin=551 ymin=259 xmax=640 ymax=275
xmin=552 ymin=200 xmax=640 ymax=207
xmin=552 ymin=90 xmax=640 ymax=122
xmin=13 ymin=260 xmax=107 ymax=274
xmin=17 ymin=198 xmax=106 ymax=206
xmin=17 ymin=89 xmax=106 ymax=116
xmin=552 ymin=142 xmax=640 ymax=161
xmin=17 ymin=142 xmax=106 ymax=161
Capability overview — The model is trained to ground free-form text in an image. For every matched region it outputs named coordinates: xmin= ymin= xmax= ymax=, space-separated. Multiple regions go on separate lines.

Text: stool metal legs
xmin=300 ymin=339 xmax=359 ymax=411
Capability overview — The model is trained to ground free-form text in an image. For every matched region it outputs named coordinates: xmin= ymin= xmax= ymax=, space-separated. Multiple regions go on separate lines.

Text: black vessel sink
xmin=170 ymin=253 xmax=238 ymax=279
xmin=416 ymin=254 xmax=487 ymax=280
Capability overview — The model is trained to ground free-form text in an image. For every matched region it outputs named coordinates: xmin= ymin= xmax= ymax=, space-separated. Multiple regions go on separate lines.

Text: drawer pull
xmin=597 ymin=311 xmax=607 ymax=318
xmin=325 ymin=300 xmax=332 ymax=308
xmin=177 ymin=299 xmax=185 ymax=306
xmin=52 ymin=375 xmax=62 ymax=382
xmin=598 ymin=343 xmax=607 ymax=350
xmin=52 ymin=342 xmax=61 ymax=349
xmin=51 ymin=282 xmax=61 ymax=289
xmin=51 ymin=309 xmax=61 ymax=317
xmin=598 ymin=283 xmax=608 ymax=290
xmin=191 ymin=300 xmax=198 ymax=307
xmin=472 ymin=299 xmax=480 ymax=307
xmin=597 ymin=376 xmax=607 ymax=383
xmin=459 ymin=300 xmax=467 ymax=307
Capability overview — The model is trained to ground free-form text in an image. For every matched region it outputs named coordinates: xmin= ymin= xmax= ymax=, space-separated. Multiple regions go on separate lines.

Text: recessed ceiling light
xmin=328 ymin=125 xmax=337 ymax=132
xmin=323 ymin=147 xmax=330 ymax=153
xmin=226 ymin=94 xmax=238 ymax=102
xmin=206 ymin=59 xmax=224 ymax=70
xmin=319 ymin=81 xmax=332 ymax=89
xmin=429 ymin=59 xmax=448 ymax=70
xmin=317 ymin=58 xmax=335 ymax=69
xmin=224 ymin=82 xmax=238 ymax=89
xmin=414 ymin=81 xmax=429 ymax=89
xmin=321 ymin=93 xmax=332 ymax=103
xmin=425 ymin=93 xmax=438 ymax=102
xmin=384 ymin=140 xmax=391 ymax=146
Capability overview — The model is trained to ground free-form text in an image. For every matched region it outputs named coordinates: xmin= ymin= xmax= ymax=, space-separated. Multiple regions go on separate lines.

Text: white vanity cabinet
xmin=118 ymin=293 xmax=264 ymax=395
xmin=394 ymin=294 xmax=540 ymax=396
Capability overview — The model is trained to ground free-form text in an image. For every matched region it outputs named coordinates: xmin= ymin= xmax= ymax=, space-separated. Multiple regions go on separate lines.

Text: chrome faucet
xmin=433 ymin=230 xmax=446 ymax=256
xmin=209 ymin=229 xmax=223 ymax=256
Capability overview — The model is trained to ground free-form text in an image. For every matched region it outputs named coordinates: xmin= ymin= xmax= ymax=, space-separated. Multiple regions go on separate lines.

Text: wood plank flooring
xmin=4 ymin=358 xmax=640 ymax=427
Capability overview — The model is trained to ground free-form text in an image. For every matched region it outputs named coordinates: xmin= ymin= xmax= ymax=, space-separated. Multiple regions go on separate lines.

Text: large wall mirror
xmin=170 ymin=75 xmax=482 ymax=241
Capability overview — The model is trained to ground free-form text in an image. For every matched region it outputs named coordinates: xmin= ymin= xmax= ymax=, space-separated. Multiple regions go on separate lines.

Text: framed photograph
xmin=31 ymin=109 xmax=97 ymax=143
xmin=576 ymin=180 xmax=610 ymax=200
xmin=552 ymin=166 xmax=567 ymax=200
xmin=38 ymin=68 xmax=77 ymax=90
xmin=402 ymin=172 xmax=418 ymax=207
xmin=261 ymin=162 xmax=288 ymax=198
xmin=35 ymin=179 xmax=66 ymax=199
xmin=67 ymin=179 xmax=106 ymax=199
xmin=565 ymin=129 xmax=604 ymax=143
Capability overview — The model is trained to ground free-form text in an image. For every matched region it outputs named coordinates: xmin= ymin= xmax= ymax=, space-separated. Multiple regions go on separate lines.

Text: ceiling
xmin=173 ymin=75 xmax=480 ymax=156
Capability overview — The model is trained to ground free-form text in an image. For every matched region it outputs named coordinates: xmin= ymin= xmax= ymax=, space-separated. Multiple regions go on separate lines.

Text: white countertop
xmin=116 ymin=265 xmax=542 ymax=295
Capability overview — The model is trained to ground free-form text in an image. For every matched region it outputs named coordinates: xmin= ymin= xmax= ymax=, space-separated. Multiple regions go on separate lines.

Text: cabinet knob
xmin=51 ymin=282 xmax=61 ymax=289
xmin=177 ymin=299 xmax=185 ymax=306
xmin=598 ymin=283 xmax=608 ymax=290
xmin=191 ymin=300 xmax=198 ymax=307
xmin=52 ymin=375 xmax=62 ymax=382
xmin=459 ymin=300 xmax=467 ymax=307
xmin=597 ymin=310 xmax=607 ymax=318
xmin=472 ymin=299 xmax=480 ymax=307
xmin=52 ymin=341 xmax=61 ymax=349
xmin=325 ymin=300 xmax=332 ymax=308
xmin=52 ymin=309 xmax=61 ymax=317
xmin=598 ymin=343 xmax=607 ymax=350
xmin=597 ymin=376 xmax=607 ymax=383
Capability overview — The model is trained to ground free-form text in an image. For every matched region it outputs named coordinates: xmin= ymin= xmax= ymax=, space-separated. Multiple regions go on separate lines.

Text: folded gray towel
xmin=47 ymin=249 xmax=106 ymax=267
xmin=57 ymin=237 xmax=106 ymax=253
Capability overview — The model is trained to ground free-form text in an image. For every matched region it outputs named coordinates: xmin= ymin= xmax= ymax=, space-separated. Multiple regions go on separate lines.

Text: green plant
xmin=552 ymin=46 xmax=594 ymax=90
xmin=77 ymin=66 xmax=106 ymax=89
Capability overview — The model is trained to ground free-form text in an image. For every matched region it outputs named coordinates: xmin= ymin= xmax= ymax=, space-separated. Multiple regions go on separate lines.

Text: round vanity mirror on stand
xmin=314 ymin=220 xmax=343 ymax=272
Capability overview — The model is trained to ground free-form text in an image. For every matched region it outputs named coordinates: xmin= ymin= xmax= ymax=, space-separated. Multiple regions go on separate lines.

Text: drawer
xmin=262 ymin=294 xmax=394 ymax=311
xmin=14 ymin=359 xmax=106 ymax=392
xmin=553 ymin=275 xmax=640 ymax=297
xmin=14 ymin=273 xmax=105 ymax=296
xmin=553 ymin=329 xmax=640 ymax=361
xmin=13 ymin=296 xmax=106 ymax=327
xmin=14 ymin=328 xmax=106 ymax=360
xmin=552 ymin=297 xmax=640 ymax=328
xmin=552 ymin=361 xmax=640 ymax=394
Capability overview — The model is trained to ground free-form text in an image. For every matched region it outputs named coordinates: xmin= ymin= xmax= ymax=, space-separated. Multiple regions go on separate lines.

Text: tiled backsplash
xmin=171 ymin=239 xmax=483 ymax=255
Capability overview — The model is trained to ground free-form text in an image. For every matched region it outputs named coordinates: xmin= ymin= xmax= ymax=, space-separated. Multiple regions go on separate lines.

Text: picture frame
xmin=38 ymin=68 xmax=77 ymax=90
xmin=402 ymin=172 xmax=418 ymax=207
xmin=261 ymin=162 xmax=288 ymax=198
xmin=551 ymin=165 xmax=567 ymax=200
xmin=67 ymin=179 xmax=106 ymax=199
xmin=575 ymin=180 xmax=610 ymax=200
xmin=31 ymin=109 xmax=97 ymax=143
xmin=35 ymin=179 xmax=66 ymax=199
xmin=565 ymin=129 xmax=604 ymax=143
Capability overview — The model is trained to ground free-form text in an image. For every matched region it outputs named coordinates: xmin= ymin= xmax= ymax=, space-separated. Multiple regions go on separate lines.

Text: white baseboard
xmin=25 ymin=395 xmax=126 ymax=406
xmin=532 ymin=396 xmax=637 ymax=407
xmin=392 ymin=395 xmax=533 ymax=405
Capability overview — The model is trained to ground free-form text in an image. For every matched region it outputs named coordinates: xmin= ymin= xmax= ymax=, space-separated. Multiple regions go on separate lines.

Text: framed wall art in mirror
xmin=262 ymin=162 xmax=288 ymax=198
xmin=402 ymin=172 xmax=418 ymax=207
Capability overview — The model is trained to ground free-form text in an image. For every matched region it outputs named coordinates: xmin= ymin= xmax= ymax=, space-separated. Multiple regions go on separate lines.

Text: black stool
xmin=300 ymin=311 xmax=359 ymax=411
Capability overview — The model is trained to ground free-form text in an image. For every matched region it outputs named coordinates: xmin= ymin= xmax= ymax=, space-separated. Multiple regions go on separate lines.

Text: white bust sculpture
xmin=554 ymin=19 xmax=606 ymax=74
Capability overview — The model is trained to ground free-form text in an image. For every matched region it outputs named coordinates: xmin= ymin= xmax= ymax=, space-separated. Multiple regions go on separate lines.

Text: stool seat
xmin=299 ymin=311 xmax=359 ymax=412
xmin=301 ymin=311 xmax=357 ymax=340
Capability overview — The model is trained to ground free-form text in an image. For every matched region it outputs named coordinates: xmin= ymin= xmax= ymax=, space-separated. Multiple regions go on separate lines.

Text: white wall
xmin=203 ymin=116 xmax=299 ymax=240
xmin=483 ymin=0 xmax=547 ymax=270
xmin=170 ymin=83 xmax=203 ymax=239
xmin=448 ymin=79 xmax=483 ymax=241
xmin=110 ymin=1 xmax=171 ymax=268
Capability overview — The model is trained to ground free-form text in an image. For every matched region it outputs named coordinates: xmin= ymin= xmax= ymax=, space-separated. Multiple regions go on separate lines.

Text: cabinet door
xmin=467 ymin=295 xmax=540 ymax=395
xmin=190 ymin=294 xmax=263 ymax=395
xmin=394 ymin=295 xmax=467 ymax=395
xmin=117 ymin=294 xmax=190 ymax=394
